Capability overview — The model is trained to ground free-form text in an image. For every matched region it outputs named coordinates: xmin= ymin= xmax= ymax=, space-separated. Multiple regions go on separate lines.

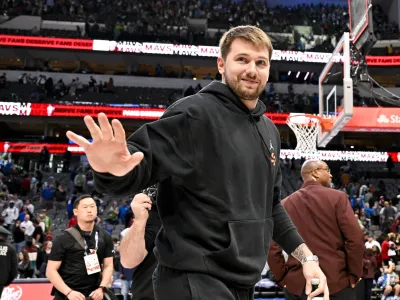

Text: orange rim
xmin=320 ymin=118 xmax=335 ymax=131
xmin=287 ymin=114 xmax=335 ymax=132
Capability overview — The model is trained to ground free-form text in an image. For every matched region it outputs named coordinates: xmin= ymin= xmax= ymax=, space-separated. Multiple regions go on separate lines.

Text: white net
xmin=287 ymin=115 xmax=320 ymax=154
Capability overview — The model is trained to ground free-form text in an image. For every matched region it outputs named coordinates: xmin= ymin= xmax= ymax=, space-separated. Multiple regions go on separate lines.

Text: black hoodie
xmin=94 ymin=81 xmax=304 ymax=287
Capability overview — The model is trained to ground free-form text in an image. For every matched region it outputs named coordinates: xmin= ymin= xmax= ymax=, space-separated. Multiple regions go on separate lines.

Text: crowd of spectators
xmin=353 ymin=188 xmax=400 ymax=300
xmin=0 ymin=163 xmax=54 ymax=280
xmin=0 ymin=0 xmax=398 ymax=52
xmin=1 ymin=142 xmax=400 ymax=298
xmin=339 ymin=160 xmax=400 ymax=299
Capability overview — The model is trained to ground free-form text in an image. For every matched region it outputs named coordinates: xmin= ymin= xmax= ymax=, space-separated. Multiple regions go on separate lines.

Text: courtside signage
xmin=0 ymin=35 xmax=93 ymax=50
xmin=3 ymin=102 xmax=400 ymax=132
xmin=0 ymin=141 xmax=397 ymax=162
xmin=0 ymin=102 xmax=289 ymax=124
xmin=0 ymin=35 xmax=398 ymax=66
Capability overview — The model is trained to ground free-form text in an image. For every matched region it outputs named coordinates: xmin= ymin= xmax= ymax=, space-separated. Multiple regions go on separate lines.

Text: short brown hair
xmin=219 ymin=25 xmax=273 ymax=61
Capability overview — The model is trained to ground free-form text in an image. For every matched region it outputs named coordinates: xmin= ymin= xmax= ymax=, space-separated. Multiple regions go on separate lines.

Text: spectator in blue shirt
xmin=103 ymin=222 xmax=112 ymax=235
xmin=352 ymin=197 xmax=364 ymax=211
xmin=364 ymin=203 xmax=375 ymax=218
xmin=18 ymin=207 xmax=27 ymax=222
xmin=41 ymin=183 xmax=55 ymax=210
xmin=118 ymin=200 xmax=130 ymax=224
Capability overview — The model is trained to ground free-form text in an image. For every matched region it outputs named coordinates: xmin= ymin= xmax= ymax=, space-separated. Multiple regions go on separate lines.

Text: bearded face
xmin=218 ymin=38 xmax=270 ymax=109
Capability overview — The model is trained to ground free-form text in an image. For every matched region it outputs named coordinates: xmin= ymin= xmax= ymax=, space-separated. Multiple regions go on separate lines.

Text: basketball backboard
xmin=348 ymin=0 xmax=376 ymax=54
xmin=318 ymin=32 xmax=353 ymax=148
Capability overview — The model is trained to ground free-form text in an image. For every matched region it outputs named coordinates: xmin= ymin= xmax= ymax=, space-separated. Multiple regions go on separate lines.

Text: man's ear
xmin=311 ymin=171 xmax=319 ymax=181
xmin=217 ymin=57 xmax=225 ymax=76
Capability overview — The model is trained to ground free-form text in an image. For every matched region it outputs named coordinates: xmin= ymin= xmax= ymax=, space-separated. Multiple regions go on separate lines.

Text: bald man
xmin=268 ymin=159 xmax=364 ymax=300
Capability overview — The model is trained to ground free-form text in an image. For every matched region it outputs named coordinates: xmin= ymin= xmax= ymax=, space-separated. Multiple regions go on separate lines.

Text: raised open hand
xmin=66 ymin=113 xmax=143 ymax=177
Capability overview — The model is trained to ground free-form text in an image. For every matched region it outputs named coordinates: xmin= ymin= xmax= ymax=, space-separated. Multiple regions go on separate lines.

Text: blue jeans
xmin=14 ymin=241 xmax=25 ymax=254
xmin=121 ymin=279 xmax=132 ymax=300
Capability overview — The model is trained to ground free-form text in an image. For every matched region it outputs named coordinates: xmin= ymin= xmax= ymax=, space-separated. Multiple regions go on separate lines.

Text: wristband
xmin=301 ymin=255 xmax=319 ymax=265
xmin=66 ymin=290 xmax=73 ymax=297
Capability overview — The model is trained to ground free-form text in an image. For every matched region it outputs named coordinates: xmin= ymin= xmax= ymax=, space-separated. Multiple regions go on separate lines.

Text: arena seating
xmin=0 ymin=81 xmax=183 ymax=108
xmin=0 ymin=1 xmax=398 ymax=52
xmin=0 ymin=76 xmax=376 ymax=112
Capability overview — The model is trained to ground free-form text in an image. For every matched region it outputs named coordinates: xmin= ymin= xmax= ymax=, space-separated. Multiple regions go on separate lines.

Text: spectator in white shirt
xmin=21 ymin=215 xmax=35 ymax=237
xmin=25 ymin=200 xmax=34 ymax=215
xmin=365 ymin=236 xmax=382 ymax=252
xmin=1 ymin=201 xmax=18 ymax=230
xmin=359 ymin=184 xmax=368 ymax=196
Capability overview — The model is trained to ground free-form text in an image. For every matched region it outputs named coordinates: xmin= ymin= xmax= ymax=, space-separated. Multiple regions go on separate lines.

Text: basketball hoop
xmin=287 ymin=114 xmax=334 ymax=154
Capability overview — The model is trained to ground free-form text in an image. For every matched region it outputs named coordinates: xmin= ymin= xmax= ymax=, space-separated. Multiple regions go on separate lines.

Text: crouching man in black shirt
xmin=120 ymin=187 xmax=161 ymax=300
xmin=46 ymin=195 xmax=114 ymax=300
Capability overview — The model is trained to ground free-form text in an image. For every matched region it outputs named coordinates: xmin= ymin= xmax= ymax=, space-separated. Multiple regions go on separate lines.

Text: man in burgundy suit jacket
xmin=268 ymin=159 xmax=364 ymax=300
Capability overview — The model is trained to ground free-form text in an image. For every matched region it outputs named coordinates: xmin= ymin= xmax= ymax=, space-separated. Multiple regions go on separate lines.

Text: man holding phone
xmin=120 ymin=186 xmax=161 ymax=300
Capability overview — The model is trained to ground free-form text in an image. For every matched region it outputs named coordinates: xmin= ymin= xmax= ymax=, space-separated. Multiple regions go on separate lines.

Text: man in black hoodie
xmin=67 ymin=25 xmax=329 ymax=300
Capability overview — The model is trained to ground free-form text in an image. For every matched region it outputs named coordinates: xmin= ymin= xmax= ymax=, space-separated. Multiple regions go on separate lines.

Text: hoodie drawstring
xmin=249 ymin=115 xmax=272 ymax=160
xmin=235 ymin=289 xmax=240 ymax=300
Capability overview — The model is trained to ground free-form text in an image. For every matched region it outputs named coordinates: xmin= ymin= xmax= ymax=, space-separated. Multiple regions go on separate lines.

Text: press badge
xmin=84 ymin=253 xmax=101 ymax=275
xmin=83 ymin=232 xmax=100 ymax=275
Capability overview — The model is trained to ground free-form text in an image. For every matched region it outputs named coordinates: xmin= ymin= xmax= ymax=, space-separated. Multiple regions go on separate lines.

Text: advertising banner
xmin=1 ymin=282 xmax=53 ymax=300
xmin=0 ymin=142 xmax=68 ymax=154
xmin=0 ymin=141 xmax=398 ymax=162
xmin=3 ymin=102 xmax=400 ymax=132
xmin=0 ymin=34 xmax=399 ymax=66
xmin=0 ymin=102 xmax=289 ymax=124
xmin=0 ymin=35 xmax=93 ymax=50
xmin=342 ymin=107 xmax=400 ymax=132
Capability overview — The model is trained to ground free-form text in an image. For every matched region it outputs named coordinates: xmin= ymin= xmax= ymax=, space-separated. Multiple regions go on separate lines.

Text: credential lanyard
xmin=84 ymin=231 xmax=98 ymax=256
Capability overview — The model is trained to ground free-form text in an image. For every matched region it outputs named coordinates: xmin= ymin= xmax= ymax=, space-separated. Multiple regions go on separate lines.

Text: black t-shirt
xmin=131 ymin=205 xmax=161 ymax=300
xmin=49 ymin=224 xmax=114 ymax=296
xmin=6 ymin=178 xmax=20 ymax=194
xmin=12 ymin=226 xmax=25 ymax=244
xmin=55 ymin=190 xmax=66 ymax=202
xmin=33 ymin=225 xmax=44 ymax=244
